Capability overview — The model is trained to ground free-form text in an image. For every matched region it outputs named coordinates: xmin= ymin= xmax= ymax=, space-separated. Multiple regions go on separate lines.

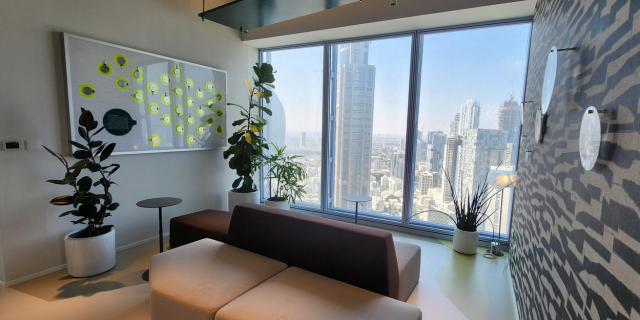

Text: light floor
xmin=0 ymin=232 xmax=518 ymax=320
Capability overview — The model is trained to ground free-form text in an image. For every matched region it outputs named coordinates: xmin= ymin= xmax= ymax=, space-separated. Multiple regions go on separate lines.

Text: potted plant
xmin=223 ymin=62 xmax=275 ymax=212
xmin=259 ymin=143 xmax=308 ymax=210
xmin=43 ymin=108 xmax=120 ymax=277
xmin=415 ymin=169 xmax=513 ymax=255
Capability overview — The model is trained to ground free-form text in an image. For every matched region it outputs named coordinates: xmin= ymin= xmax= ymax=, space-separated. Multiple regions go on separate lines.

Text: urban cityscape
xmin=265 ymin=41 xmax=523 ymax=236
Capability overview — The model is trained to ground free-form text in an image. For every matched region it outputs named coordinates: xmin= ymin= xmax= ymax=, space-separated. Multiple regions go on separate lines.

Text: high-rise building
xmin=300 ymin=132 xmax=306 ymax=147
xmin=333 ymin=42 xmax=376 ymax=208
xmin=449 ymin=113 xmax=460 ymax=136
xmin=390 ymin=153 xmax=405 ymax=179
xmin=418 ymin=172 xmax=440 ymax=195
xmin=498 ymin=96 xmax=521 ymax=164
xmin=440 ymin=136 xmax=464 ymax=203
xmin=426 ymin=144 xmax=442 ymax=172
xmin=459 ymin=129 xmax=507 ymax=196
xmin=458 ymin=99 xmax=481 ymax=135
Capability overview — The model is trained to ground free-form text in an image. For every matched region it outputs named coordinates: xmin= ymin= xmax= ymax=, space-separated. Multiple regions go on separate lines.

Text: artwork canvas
xmin=62 ymin=33 xmax=227 ymax=155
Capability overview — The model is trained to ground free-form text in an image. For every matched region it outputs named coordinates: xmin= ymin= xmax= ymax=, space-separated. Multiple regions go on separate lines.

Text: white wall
xmin=0 ymin=0 xmax=257 ymax=284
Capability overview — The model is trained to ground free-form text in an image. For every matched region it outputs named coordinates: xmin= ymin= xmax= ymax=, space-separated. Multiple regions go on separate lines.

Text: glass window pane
xmin=411 ymin=23 xmax=531 ymax=238
xmin=261 ymin=46 xmax=324 ymax=207
xmin=329 ymin=36 xmax=413 ymax=217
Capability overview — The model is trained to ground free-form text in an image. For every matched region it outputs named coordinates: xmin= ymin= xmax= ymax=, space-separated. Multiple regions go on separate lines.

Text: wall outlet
xmin=27 ymin=140 xmax=41 ymax=151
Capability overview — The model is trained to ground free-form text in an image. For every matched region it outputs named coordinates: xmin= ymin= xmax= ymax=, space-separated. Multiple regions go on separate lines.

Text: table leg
xmin=143 ymin=207 xmax=164 ymax=282
xmin=159 ymin=207 xmax=164 ymax=253
xmin=355 ymin=202 xmax=359 ymax=225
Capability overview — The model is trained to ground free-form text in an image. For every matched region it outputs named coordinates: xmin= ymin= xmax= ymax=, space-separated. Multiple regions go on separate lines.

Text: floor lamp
xmin=485 ymin=170 xmax=518 ymax=257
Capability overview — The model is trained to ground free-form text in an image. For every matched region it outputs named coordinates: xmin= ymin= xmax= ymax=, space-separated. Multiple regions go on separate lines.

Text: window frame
xmin=258 ymin=17 xmax=533 ymax=248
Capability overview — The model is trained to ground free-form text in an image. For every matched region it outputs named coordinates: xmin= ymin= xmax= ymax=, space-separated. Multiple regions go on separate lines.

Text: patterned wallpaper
xmin=510 ymin=0 xmax=640 ymax=319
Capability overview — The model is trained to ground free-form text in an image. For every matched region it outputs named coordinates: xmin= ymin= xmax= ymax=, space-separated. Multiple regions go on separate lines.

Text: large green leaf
xmin=73 ymin=150 xmax=92 ymax=159
xmin=51 ymin=195 xmax=73 ymax=205
xmin=78 ymin=127 xmax=89 ymax=142
xmin=256 ymin=105 xmax=272 ymax=116
xmin=69 ymin=141 xmax=88 ymax=150
xmin=100 ymin=143 xmax=116 ymax=162
xmin=77 ymin=176 xmax=92 ymax=192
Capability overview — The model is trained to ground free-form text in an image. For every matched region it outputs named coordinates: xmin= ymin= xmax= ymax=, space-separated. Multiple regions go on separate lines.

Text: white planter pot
xmin=228 ymin=189 xmax=260 ymax=212
xmin=64 ymin=228 xmax=116 ymax=277
xmin=452 ymin=228 xmax=479 ymax=255
xmin=264 ymin=199 xmax=290 ymax=210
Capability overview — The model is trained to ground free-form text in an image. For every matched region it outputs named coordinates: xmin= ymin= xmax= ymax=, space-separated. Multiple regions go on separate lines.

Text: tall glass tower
xmin=334 ymin=42 xmax=376 ymax=209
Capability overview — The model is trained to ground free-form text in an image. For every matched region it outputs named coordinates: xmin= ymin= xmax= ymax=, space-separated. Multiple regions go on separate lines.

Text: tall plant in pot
xmin=414 ymin=168 xmax=513 ymax=255
xmin=44 ymin=108 xmax=120 ymax=277
xmin=259 ymin=143 xmax=308 ymax=210
xmin=223 ymin=63 xmax=275 ymax=212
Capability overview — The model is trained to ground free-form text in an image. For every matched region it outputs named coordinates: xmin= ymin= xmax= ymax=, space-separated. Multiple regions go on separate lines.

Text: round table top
xmin=342 ymin=195 xmax=372 ymax=202
xmin=136 ymin=197 xmax=182 ymax=209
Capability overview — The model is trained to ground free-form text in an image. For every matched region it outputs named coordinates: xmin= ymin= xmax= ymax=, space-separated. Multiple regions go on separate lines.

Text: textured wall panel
xmin=510 ymin=0 xmax=640 ymax=319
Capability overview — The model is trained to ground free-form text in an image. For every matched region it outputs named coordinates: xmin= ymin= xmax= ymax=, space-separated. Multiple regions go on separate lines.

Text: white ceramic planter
xmin=64 ymin=228 xmax=116 ymax=277
xmin=228 ymin=189 xmax=260 ymax=212
xmin=264 ymin=199 xmax=290 ymax=210
xmin=452 ymin=228 xmax=479 ymax=255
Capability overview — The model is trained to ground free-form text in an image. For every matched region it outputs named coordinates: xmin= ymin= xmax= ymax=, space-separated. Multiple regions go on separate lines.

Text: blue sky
xmin=263 ymin=22 xmax=531 ymax=136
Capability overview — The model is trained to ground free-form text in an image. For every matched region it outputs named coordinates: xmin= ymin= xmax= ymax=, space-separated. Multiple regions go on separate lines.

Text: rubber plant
xmin=43 ymin=108 xmax=120 ymax=238
xmin=259 ymin=143 xmax=308 ymax=204
xmin=223 ymin=62 xmax=275 ymax=193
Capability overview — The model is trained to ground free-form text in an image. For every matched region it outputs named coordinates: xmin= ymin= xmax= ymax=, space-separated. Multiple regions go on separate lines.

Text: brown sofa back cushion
xmin=227 ymin=204 xmax=400 ymax=299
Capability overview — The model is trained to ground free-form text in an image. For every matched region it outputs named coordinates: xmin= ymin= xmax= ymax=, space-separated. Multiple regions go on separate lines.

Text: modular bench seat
xmin=154 ymin=204 xmax=422 ymax=319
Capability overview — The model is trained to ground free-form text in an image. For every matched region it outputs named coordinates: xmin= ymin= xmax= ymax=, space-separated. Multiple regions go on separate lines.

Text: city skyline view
xmin=262 ymin=22 xmax=531 ymax=236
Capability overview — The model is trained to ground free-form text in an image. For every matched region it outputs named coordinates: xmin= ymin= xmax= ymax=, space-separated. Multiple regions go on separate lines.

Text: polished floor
xmin=0 ymin=232 xmax=518 ymax=320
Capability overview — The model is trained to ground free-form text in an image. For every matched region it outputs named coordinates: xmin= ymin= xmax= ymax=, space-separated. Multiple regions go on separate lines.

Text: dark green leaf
xmin=107 ymin=164 xmax=120 ymax=177
xmin=59 ymin=210 xmax=77 ymax=217
xmin=87 ymin=162 xmax=101 ymax=172
xmin=78 ymin=127 xmax=88 ymax=141
xmin=77 ymin=176 xmax=92 ymax=192
xmin=88 ymin=140 xmax=103 ymax=148
xmin=232 ymin=177 xmax=242 ymax=189
xmin=91 ymin=126 xmax=105 ymax=137
xmin=73 ymin=150 xmax=92 ymax=159
xmin=51 ymin=195 xmax=73 ymax=205
xmin=256 ymin=105 xmax=272 ymax=116
xmin=100 ymin=143 xmax=116 ymax=162
xmin=69 ymin=141 xmax=88 ymax=150
xmin=107 ymin=203 xmax=119 ymax=211
xmin=46 ymin=179 xmax=68 ymax=185
xmin=232 ymin=119 xmax=247 ymax=126
xmin=70 ymin=159 xmax=90 ymax=169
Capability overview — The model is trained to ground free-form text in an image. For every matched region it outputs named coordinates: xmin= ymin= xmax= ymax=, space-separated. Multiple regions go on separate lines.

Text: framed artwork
xmin=62 ymin=33 xmax=227 ymax=155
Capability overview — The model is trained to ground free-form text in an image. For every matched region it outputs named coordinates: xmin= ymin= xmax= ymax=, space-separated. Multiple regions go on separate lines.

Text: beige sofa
xmin=150 ymin=204 xmax=421 ymax=320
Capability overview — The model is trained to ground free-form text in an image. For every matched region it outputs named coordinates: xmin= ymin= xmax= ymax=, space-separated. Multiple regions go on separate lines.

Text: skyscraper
xmin=459 ymin=128 xmax=507 ymax=196
xmin=440 ymin=136 xmax=463 ymax=203
xmin=334 ymin=42 xmax=376 ymax=208
xmin=458 ymin=99 xmax=481 ymax=135
xmin=498 ymin=96 xmax=521 ymax=166
xmin=300 ymin=132 xmax=306 ymax=147
xmin=390 ymin=152 xmax=405 ymax=179
xmin=449 ymin=113 xmax=460 ymax=136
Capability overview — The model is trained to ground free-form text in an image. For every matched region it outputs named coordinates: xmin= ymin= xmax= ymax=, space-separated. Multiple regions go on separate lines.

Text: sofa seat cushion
xmin=394 ymin=241 xmax=421 ymax=301
xmin=170 ymin=210 xmax=232 ymax=248
xmin=215 ymin=267 xmax=422 ymax=320
xmin=150 ymin=239 xmax=287 ymax=320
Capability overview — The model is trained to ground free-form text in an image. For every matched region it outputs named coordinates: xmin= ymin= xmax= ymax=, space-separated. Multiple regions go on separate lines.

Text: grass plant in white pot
xmin=259 ymin=143 xmax=307 ymax=210
xmin=44 ymin=108 xmax=120 ymax=277
xmin=414 ymin=166 xmax=514 ymax=254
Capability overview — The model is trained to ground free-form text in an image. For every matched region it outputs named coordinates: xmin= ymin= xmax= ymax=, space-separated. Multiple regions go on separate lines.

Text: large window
xmin=329 ymin=36 xmax=412 ymax=218
xmin=410 ymin=23 xmax=531 ymax=239
xmin=259 ymin=20 xmax=532 ymax=242
xmin=261 ymin=46 xmax=324 ymax=207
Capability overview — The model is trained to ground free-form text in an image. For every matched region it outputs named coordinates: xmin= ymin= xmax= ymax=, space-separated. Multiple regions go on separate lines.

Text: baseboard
xmin=0 ymin=232 xmax=170 ymax=288
xmin=115 ymin=232 xmax=170 ymax=251
xmin=1 ymin=264 xmax=68 ymax=287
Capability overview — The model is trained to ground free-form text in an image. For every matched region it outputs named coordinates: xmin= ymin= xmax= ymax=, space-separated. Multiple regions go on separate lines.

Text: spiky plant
xmin=412 ymin=167 xmax=514 ymax=232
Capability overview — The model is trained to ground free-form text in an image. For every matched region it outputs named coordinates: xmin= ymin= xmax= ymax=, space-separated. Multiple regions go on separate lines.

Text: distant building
xmin=458 ymin=99 xmax=481 ymax=135
xmin=300 ymin=132 xmax=306 ymax=147
xmin=460 ymin=129 xmax=507 ymax=196
xmin=333 ymin=42 xmax=376 ymax=208
xmin=390 ymin=153 xmax=405 ymax=179
xmin=498 ymin=96 xmax=521 ymax=165
xmin=440 ymin=136 xmax=464 ymax=203
xmin=449 ymin=113 xmax=460 ymax=136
